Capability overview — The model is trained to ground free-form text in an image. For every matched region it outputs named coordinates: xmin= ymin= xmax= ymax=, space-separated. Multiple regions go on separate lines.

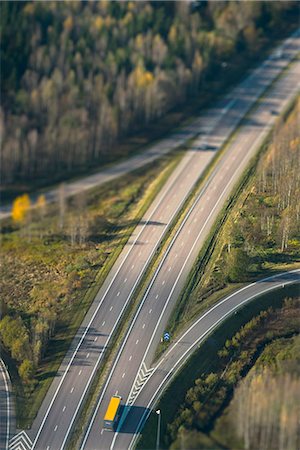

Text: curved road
xmin=124 ymin=271 xmax=300 ymax=450
xmin=7 ymin=32 xmax=300 ymax=450
xmin=80 ymin=48 xmax=300 ymax=449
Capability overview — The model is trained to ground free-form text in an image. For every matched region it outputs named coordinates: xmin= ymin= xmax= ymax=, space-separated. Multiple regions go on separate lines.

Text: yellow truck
xmin=103 ymin=395 xmax=122 ymax=431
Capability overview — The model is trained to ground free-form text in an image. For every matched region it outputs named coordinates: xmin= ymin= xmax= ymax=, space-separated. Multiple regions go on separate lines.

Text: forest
xmin=1 ymin=0 xmax=298 ymax=187
xmin=167 ymin=298 xmax=300 ymax=450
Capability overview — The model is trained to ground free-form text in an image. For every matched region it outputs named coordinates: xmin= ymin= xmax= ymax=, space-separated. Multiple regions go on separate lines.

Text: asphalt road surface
xmin=0 ymin=359 xmax=14 ymax=450
xmin=7 ymin=31 xmax=300 ymax=450
xmin=120 ymin=271 xmax=300 ymax=450
xmin=0 ymin=30 xmax=297 ymax=222
xmin=80 ymin=50 xmax=300 ymax=449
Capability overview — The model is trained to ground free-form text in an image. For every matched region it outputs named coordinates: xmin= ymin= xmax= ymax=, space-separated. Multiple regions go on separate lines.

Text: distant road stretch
xmin=0 ymin=29 xmax=299 ymax=221
xmin=7 ymin=30 xmax=300 ymax=450
xmin=80 ymin=36 xmax=300 ymax=450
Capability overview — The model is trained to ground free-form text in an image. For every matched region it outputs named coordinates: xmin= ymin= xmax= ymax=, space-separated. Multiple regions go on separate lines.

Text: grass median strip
xmin=68 ymin=52 xmax=300 ymax=450
xmin=159 ymin=96 xmax=299 ymax=351
xmin=0 ymin=148 xmax=184 ymax=428
xmin=138 ymin=284 xmax=300 ymax=450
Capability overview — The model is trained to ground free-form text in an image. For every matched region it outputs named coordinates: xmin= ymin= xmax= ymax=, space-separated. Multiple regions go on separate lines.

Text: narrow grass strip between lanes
xmin=135 ymin=279 xmax=300 ymax=450
xmin=71 ymin=58 xmax=299 ymax=450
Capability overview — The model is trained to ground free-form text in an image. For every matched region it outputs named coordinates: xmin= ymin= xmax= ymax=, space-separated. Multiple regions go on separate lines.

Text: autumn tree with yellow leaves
xmin=12 ymin=194 xmax=31 ymax=224
xmin=1 ymin=1 xmax=298 ymax=186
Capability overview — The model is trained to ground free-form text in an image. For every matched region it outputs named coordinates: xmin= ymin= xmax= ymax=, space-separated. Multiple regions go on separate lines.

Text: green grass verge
xmin=70 ymin=64 xmax=300 ymax=449
xmin=156 ymin=92 xmax=300 ymax=356
xmin=3 ymin=149 xmax=184 ymax=429
xmin=70 ymin=60 xmax=300 ymax=447
xmin=137 ymin=283 xmax=300 ymax=450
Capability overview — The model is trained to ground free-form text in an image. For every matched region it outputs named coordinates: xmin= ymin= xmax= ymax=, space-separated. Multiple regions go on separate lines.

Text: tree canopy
xmin=1 ymin=1 xmax=297 ymax=185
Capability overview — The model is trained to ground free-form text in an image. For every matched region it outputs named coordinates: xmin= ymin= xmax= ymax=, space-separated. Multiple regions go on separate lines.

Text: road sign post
xmin=163 ymin=332 xmax=170 ymax=342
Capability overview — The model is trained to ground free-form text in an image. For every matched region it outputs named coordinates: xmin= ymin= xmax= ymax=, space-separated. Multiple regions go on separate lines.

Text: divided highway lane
xmin=80 ymin=53 xmax=300 ymax=450
xmin=127 ymin=271 xmax=300 ymax=450
xmin=0 ymin=359 xmax=14 ymax=450
xmin=8 ymin=31 xmax=299 ymax=450
xmin=27 ymin=67 xmax=263 ymax=450
xmin=1 ymin=30 xmax=298 ymax=221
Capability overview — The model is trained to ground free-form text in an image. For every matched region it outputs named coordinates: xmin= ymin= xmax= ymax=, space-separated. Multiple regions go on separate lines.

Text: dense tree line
xmin=167 ymin=298 xmax=300 ymax=449
xmin=168 ymin=101 xmax=300 ymax=330
xmin=1 ymin=1 xmax=298 ymax=184
xmin=224 ymin=101 xmax=300 ymax=281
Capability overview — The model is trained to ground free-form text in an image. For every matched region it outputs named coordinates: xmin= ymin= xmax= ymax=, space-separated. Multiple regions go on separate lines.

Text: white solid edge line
xmin=82 ymin=45 xmax=300 ymax=450
xmin=126 ymin=112 xmax=275 ymax=418
xmin=79 ymin=153 xmax=233 ymax=448
xmin=139 ymin=63 xmax=300 ymax=385
xmin=129 ymin=274 xmax=300 ymax=450
xmin=42 ymin=34 xmax=300 ymax=450
xmin=110 ymin=68 xmax=300 ymax=449
xmin=59 ymin=157 xmax=200 ymax=450
xmin=32 ymin=147 xmax=194 ymax=449
xmin=0 ymin=359 xmax=10 ymax=450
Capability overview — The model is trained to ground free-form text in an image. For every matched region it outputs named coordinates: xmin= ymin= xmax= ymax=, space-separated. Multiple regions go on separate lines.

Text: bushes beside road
xmin=166 ymin=297 xmax=300 ymax=449
xmin=169 ymin=99 xmax=300 ymax=333
xmin=0 ymin=153 xmax=180 ymax=426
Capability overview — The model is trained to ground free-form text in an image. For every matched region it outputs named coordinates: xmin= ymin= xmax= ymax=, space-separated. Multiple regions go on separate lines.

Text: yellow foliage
xmin=105 ymin=16 xmax=114 ymax=28
xmin=12 ymin=194 xmax=31 ymax=223
xmin=93 ymin=16 xmax=103 ymax=31
xmin=36 ymin=194 xmax=47 ymax=211
xmin=135 ymin=34 xmax=144 ymax=50
xmin=193 ymin=51 xmax=203 ymax=72
xmin=63 ymin=16 xmax=73 ymax=31
xmin=290 ymin=137 xmax=300 ymax=151
xmin=23 ymin=3 xmax=35 ymax=15
xmin=127 ymin=2 xmax=135 ymax=11
xmin=134 ymin=65 xmax=154 ymax=88
xmin=168 ymin=25 xmax=177 ymax=45
xmin=122 ymin=12 xmax=133 ymax=27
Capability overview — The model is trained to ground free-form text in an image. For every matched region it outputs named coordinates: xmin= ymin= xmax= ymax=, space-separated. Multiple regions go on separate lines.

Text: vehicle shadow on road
xmin=117 ymin=404 xmax=150 ymax=434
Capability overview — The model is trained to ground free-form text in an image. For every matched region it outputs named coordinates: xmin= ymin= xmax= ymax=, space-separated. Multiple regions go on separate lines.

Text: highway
xmin=80 ymin=49 xmax=300 ymax=449
xmin=7 ymin=31 xmax=300 ymax=450
xmin=0 ymin=31 xmax=297 ymax=222
xmin=0 ymin=359 xmax=14 ymax=450
xmin=120 ymin=271 xmax=300 ymax=450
